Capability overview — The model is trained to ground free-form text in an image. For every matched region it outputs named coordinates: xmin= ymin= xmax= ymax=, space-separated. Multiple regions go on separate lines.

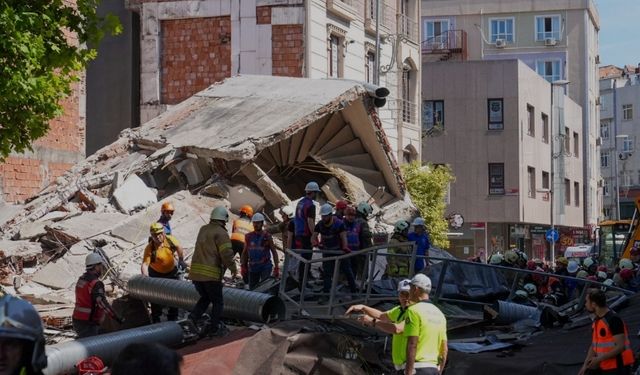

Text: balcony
xmin=327 ymin=0 xmax=360 ymax=22
xmin=421 ymin=30 xmax=468 ymax=62
xmin=399 ymin=14 xmax=418 ymax=44
xmin=364 ymin=0 xmax=394 ymax=34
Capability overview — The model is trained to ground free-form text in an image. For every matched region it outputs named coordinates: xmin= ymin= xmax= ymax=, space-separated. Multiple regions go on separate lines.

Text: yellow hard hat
xmin=150 ymin=222 xmax=164 ymax=234
xmin=556 ymin=257 xmax=568 ymax=266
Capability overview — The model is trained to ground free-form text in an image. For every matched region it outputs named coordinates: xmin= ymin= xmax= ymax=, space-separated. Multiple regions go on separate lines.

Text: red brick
xmin=256 ymin=6 xmax=271 ymax=24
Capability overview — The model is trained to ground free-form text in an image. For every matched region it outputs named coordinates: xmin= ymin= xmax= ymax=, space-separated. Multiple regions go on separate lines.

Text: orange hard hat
xmin=161 ymin=202 xmax=175 ymax=212
xmin=239 ymin=205 xmax=254 ymax=217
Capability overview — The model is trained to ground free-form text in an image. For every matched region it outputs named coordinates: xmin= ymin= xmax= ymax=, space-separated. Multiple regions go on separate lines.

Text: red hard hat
xmin=597 ymin=265 xmax=608 ymax=273
xmin=620 ymin=268 xmax=634 ymax=281
xmin=526 ymin=260 xmax=536 ymax=270
xmin=587 ymin=275 xmax=598 ymax=281
xmin=335 ymin=200 xmax=348 ymax=210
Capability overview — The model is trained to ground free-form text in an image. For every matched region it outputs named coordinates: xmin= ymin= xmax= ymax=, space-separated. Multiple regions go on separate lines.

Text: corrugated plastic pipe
xmin=127 ymin=275 xmax=286 ymax=323
xmin=493 ymin=300 xmax=541 ymax=325
xmin=43 ymin=321 xmax=184 ymax=375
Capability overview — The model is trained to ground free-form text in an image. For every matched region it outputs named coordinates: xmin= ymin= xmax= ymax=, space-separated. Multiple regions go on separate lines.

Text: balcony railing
xmin=399 ymin=14 xmax=418 ymax=43
xmin=365 ymin=0 xmax=395 ymax=32
xmin=421 ymin=29 xmax=468 ymax=61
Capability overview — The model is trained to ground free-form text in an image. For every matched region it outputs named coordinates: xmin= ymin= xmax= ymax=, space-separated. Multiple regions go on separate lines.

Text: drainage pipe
xmin=43 ymin=321 xmax=184 ymax=375
xmin=127 ymin=275 xmax=286 ymax=323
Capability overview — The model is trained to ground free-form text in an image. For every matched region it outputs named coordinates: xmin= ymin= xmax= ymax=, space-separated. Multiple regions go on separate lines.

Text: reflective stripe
xmin=190 ymin=263 xmax=221 ymax=278
xmin=219 ymin=242 xmax=232 ymax=251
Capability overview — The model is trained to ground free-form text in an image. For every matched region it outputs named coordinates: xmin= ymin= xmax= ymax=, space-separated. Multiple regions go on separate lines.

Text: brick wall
xmin=256 ymin=6 xmax=271 ymax=25
xmin=272 ymin=25 xmax=304 ymax=78
xmin=0 ymin=157 xmax=43 ymax=203
xmin=160 ymin=17 xmax=232 ymax=105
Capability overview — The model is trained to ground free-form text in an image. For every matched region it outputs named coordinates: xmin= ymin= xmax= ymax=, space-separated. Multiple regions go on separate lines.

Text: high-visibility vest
xmin=72 ymin=273 xmax=103 ymax=323
xmin=592 ymin=314 xmax=635 ymax=370
xmin=231 ymin=218 xmax=253 ymax=242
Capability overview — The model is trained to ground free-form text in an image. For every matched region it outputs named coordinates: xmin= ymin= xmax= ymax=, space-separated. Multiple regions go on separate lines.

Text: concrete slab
xmin=49 ymin=213 xmax=129 ymax=243
xmin=0 ymin=202 xmax=23 ymax=227
xmin=227 ymin=184 xmax=265 ymax=214
xmin=31 ymin=253 xmax=86 ymax=290
xmin=112 ymin=175 xmax=158 ymax=214
xmin=0 ymin=240 xmax=43 ymax=258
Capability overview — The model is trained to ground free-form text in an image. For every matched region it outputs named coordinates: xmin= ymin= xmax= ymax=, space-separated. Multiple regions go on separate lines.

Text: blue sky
xmin=595 ymin=0 xmax=640 ymax=67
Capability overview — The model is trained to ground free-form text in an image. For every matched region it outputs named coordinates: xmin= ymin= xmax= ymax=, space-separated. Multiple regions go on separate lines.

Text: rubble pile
xmin=0 ymin=75 xmax=416 ymax=336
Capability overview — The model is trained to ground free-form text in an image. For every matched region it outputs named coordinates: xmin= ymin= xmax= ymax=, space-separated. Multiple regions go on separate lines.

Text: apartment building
xmin=423 ymin=60 xmax=585 ymax=260
xmin=108 ymin=0 xmax=422 ymax=163
xmin=421 ymin=0 xmax=600 ymax=229
xmin=600 ymin=65 xmax=640 ymax=219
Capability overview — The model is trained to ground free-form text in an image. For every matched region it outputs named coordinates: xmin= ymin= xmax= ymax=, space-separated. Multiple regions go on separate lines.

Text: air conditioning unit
xmin=545 ymin=38 xmax=557 ymax=46
xmin=495 ymin=39 xmax=506 ymax=48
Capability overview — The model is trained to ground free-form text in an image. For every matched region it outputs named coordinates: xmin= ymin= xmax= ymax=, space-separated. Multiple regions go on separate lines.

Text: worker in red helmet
xmin=158 ymin=202 xmax=175 ymax=235
xmin=334 ymin=200 xmax=348 ymax=220
xmin=231 ymin=205 xmax=254 ymax=258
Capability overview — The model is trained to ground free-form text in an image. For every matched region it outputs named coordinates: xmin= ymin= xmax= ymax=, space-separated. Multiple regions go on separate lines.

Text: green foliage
xmin=0 ymin=1 xmax=122 ymax=159
xmin=401 ymin=162 xmax=455 ymax=249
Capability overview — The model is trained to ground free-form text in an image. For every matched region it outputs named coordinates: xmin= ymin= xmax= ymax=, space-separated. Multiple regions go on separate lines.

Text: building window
xmin=601 ymin=151 xmax=609 ymax=168
xmin=623 ymin=137 xmax=634 ymax=152
xmin=536 ymin=60 xmax=561 ymax=82
xmin=604 ymin=207 xmax=611 ymax=218
xmin=603 ymin=180 xmax=610 ymax=196
xmin=535 ymin=15 xmax=561 ymax=41
xmin=527 ymin=104 xmax=535 ymax=136
xmin=573 ymin=132 xmax=579 ymax=157
xmin=542 ymin=171 xmax=550 ymax=190
xmin=527 ymin=167 xmax=536 ymax=198
xmin=490 ymin=18 xmax=514 ymax=43
xmin=424 ymin=20 xmax=449 ymax=45
xmin=488 ymin=99 xmax=504 ymax=130
xmin=600 ymin=122 xmax=609 ymax=139
xmin=623 ymin=172 xmax=633 ymax=187
xmin=574 ymin=182 xmax=580 ymax=206
xmin=489 ymin=163 xmax=505 ymax=195
xmin=564 ymin=127 xmax=570 ymax=154
xmin=423 ymin=100 xmax=444 ymax=130
xmin=564 ymin=179 xmax=571 ymax=205
xmin=542 ymin=113 xmax=549 ymax=143
xmin=365 ymin=51 xmax=375 ymax=83
xmin=623 ymin=104 xmax=633 ymax=120
xmin=328 ymin=34 xmax=343 ymax=78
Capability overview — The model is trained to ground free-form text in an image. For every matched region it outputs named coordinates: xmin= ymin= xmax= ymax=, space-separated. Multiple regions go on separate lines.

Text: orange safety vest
xmin=592 ymin=314 xmax=635 ymax=370
xmin=231 ymin=218 xmax=253 ymax=243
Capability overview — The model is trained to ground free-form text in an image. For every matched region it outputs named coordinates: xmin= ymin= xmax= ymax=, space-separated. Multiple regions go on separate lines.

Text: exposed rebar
xmin=127 ymin=275 xmax=286 ymax=323
xmin=43 ymin=322 xmax=184 ymax=375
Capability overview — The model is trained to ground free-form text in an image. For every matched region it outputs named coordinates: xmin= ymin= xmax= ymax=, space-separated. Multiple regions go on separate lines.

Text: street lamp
xmin=550 ymin=79 xmax=570 ymax=265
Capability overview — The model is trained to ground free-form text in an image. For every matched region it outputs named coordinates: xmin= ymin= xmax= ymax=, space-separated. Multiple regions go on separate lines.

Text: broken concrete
xmin=0 ymin=240 xmax=43 ymax=258
xmin=112 ymin=175 xmax=158 ymax=214
xmin=47 ymin=213 xmax=128 ymax=246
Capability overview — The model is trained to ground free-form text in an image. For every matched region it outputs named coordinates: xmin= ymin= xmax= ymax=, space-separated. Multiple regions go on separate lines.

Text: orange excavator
xmin=598 ymin=196 xmax=640 ymax=268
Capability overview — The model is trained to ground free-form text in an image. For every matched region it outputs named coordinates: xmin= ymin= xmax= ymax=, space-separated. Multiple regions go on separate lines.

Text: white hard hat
xmin=305 ymin=181 xmax=321 ymax=192
xmin=412 ymin=217 xmax=425 ymax=227
xmin=85 ymin=253 xmax=103 ymax=268
xmin=619 ymin=258 xmax=634 ymax=271
xmin=489 ymin=253 xmax=503 ymax=265
xmin=603 ymin=279 xmax=614 ymax=287
xmin=567 ymin=260 xmax=579 ymax=274
xmin=597 ymin=271 xmax=608 ymax=280
xmin=281 ymin=206 xmax=295 ymax=219
xmin=210 ymin=206 xmax=229 ymax=222
xmin=320 ymin=203 xmax=333 ymax=216
xmin=397 ymin=279 xmax=411 ymax=293
xmin=515 ymin=290 xmax=528 ymax=299
xmin=583 ymin=257 xmax=595 ymax=268
xmin=252 ymin=213 xmax=265 ymax=222
xmin=524 ymin=283 xmax=537 ymax=295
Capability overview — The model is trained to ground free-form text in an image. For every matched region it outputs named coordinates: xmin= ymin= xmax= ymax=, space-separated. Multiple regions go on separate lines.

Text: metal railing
xmin=279 ymin=243 xmax=634 ymax=319
xmin=397 ymin=99 xmax=416 ymax=124
xmin=399 ymin=14 xmax=418 ymax=43
xmin=421 ymin=29 xmax=468 ymax=60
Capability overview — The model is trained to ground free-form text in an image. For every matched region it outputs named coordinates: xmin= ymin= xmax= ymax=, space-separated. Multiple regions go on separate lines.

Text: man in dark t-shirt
xmin=579 ymin=289 xmax=634 ymax=375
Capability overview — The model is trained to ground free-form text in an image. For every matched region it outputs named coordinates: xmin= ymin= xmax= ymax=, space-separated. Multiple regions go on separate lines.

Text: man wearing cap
xmin=189 ymin=206 xmax=238 ymax=337
xmin=408 ymin=218 xmax=431 ymax=273
xmin=142 ymin=223 xmax=186 ymax=323
xmin=293 ymin=182 xmax=320 ymax=287
xmin=404 ymin=274 xmax=448 ymax=375
xmin=346 ymin=279 xmax=414 ymax=372
xmin=73 ymin=253 xmax=123 ymax=338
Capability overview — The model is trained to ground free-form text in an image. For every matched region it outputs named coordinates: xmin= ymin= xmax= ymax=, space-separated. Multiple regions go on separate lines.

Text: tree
xmin=0 ymin=1 xmax=121 ymax=159
xmin=401 ymin=162 xmax=455 ymax=248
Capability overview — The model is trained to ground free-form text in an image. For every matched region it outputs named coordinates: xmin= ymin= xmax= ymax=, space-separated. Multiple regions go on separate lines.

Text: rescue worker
xmin=565 ymin=260 xmax=580 ymax=300
xmin=404 ymin=274 xmax=448 ymax=375
xmin=334 ymin=200 xmax=348 ymax=220
xmin=241 ymin=213 xmax=279 ymax=290
xmin=579 ymin=288 xmax=634 ymax=375
xmin=555 ymin=257 xmax=569 ymax=277
xmin=0 ymin=295 xmax=47 ymax=375
xmin=312 ymin=203 xmax=357 ymax=304
xmin=231 ymin=205 xmax=254 ymax=257
xmin=346 ymin=279 xmax=414 ymax=371
xmin=189 ymin=206 xmax=238 ymax=338
xmin=386 ymin=220 xmax=411 ymax=278
xmin=142 ymin=223 xmax=186 ymax=323
xmin=584 ymin=257 xmax=598 ymax=276
xmin=267 ymin=206 xmax=295 ymax=251
xmin=344 ymin=206 xmax=372 ymax=283
xmin=158 ymin=201 xmax=175 ymax=235
xmin=73 ymin=253 xmax=123 ymax=338
xmin=504 ymin=250 xmax=520 ymax=268
xmin=408 ymin=217 xmax=431 ymax=273
xmin=294 ymin=182 xmax=320 ymax=286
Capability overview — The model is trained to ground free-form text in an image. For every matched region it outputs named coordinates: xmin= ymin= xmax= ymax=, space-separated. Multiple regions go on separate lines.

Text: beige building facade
xmin=423 ymin=60 xmax=585 ymax=260
xmin=421 ymin=0 xmax=600 ymax=229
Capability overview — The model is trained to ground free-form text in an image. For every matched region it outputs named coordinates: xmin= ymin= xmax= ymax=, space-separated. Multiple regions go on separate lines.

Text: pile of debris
xmin=0 ymin=75 xmax=416 ymax=337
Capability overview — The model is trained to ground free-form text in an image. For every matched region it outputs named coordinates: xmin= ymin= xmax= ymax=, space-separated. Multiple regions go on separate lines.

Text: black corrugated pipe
xmin=127 ymin=275 xmax=286 ymax=323
xmin=43 ymin=321 xmax=184 ymax=375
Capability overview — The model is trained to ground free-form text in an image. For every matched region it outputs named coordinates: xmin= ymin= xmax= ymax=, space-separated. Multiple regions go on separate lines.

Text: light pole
xmin=550 ymin=79 xmax=570 ymax=265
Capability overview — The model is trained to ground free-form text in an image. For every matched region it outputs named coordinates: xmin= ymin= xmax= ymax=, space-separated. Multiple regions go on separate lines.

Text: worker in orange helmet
xmin=158 ymin=201 xmax=175 ymax=235
xmin=231 ymin=205 xmax=254 ymax=258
